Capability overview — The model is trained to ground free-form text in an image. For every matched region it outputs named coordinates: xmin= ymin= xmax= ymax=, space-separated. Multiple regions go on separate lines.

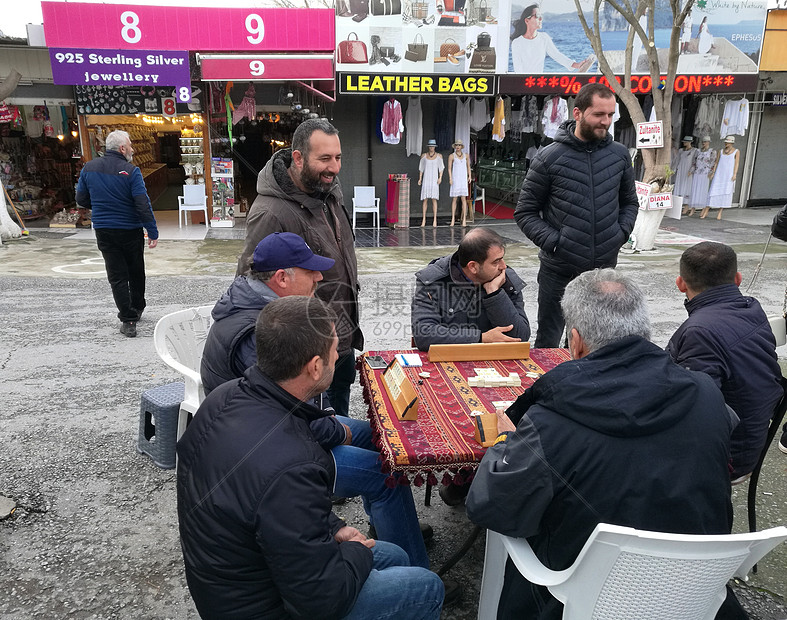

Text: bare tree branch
xmin=0 ymin=69 xmax=22 ymax=102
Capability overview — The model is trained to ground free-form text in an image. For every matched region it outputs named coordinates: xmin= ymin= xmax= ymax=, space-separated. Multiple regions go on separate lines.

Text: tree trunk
xmin=0 ymin=70 xmax=22 ymax=102
xmin=1 ymin=181 xmax=23 ymax=241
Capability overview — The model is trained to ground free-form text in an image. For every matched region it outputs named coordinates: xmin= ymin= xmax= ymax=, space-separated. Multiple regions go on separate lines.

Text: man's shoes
xmin=367 ymin=521 xmax=434 ymax=542
xmin=441 ymin=576 xmax=462 ymax=607
xmin=439 ymin=483 xmax=470 ymax=507
xmin=730 ymin=472 xmax=752 ymax=486
xmin=778 ymin=429 xmax=787 ymax=454
xmin=120 ymin=321 xmax=137 ymax=338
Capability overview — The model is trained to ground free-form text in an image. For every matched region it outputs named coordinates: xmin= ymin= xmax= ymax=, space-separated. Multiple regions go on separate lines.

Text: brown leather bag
xmin=440 ymin=38 xmax=460 ymax=57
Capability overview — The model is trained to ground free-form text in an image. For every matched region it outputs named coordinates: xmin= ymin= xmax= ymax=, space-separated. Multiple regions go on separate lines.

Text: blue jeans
xmin=333 ymin=418 xmax=430 ymax=569
xmin=341 ymin=541 xmax=443 ymax=620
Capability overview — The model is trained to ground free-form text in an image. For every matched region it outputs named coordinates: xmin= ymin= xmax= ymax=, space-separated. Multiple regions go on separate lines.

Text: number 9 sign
xmin=249 ymin=61 xmax=265 ymax=77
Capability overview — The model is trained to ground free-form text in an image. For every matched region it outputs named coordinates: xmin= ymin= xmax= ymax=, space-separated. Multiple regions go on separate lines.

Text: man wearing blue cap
xmin=200 ymin=232 xmax=432 ymax=570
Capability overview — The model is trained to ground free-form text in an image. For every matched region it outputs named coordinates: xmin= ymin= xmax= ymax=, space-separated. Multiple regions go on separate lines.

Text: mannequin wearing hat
xmin=418 ymin=139 xmax=444 ymax=227
xmin=685 ymin=136 xmax=717 ymax=217
xmin=448 ymin=139 xmax=471 ymax=227
xmin=674 ymin=136 xmax=697 ymax=211
xmin=703 ymin=135 xmax=739 ymax=220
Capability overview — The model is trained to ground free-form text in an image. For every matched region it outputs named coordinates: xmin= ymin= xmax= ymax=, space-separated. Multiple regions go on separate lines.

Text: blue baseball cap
xmin=252 ymin=232 xmax=335 ymax=272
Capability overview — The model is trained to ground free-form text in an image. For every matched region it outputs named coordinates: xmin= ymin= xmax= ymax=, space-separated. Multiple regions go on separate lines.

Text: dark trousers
xmin=327 ymin=351 xmax=357 ymax=417
xmin=534 ymin=263 xmax=580 ymax=349
xmin=95 ymin=228 xmax=147 ymax=323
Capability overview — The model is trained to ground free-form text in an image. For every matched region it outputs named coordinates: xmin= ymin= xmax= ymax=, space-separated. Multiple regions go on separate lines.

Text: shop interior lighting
xmin=57 ymin=134 xmax=65 ymax=140
xmin=71 ymin=130 xmax=78 ymax=138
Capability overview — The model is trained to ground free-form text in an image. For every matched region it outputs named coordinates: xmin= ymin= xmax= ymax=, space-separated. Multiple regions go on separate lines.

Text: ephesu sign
xmin=339 ymin=73 xmax=495 ymax=96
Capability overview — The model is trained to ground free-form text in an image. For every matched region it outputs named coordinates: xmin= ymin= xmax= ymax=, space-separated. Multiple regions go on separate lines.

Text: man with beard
xmin=237 ymin=119 xmax=361 ymax=417
xmin=514 ymin=83 xmax=638 ymax=348
xmin=76 ymin=129 xmax=159 ymax=338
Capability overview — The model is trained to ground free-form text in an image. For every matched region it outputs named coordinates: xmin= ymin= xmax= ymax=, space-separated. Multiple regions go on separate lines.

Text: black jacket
xmin=467 ymin=336 xmax=736 ymax=619
xmin=411 ymin=253 xmax=530 ymax=351
xmin=177 ymin=366 xmax=373 ymax=619
xmin=236 ymin=149 xmax=362 ymax=354
xmin=667 ymin=284 xmax=783 ymax=478
xmin=514 ymin=121 xmax=638 ymax=275
xmin=772 ymin=203 xmax=787 ymax=242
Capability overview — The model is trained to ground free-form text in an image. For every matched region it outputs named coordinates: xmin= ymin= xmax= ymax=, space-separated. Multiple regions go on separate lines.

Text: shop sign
xmin=199 ymin=54 xmax=334 ymax=81
xmin=74 ymin=85 xmax=200 ymax=116
xmin=648 ymin=192 xmax=673 ymax=211
xmin=769 ymin=93 xmax=787 ymax=106
xmin=339 ymin=73 xmax=495 ymax=95
xmin=636 ymin=121 xmax=663 ymax=149
xmin=42 ymin=1 xmax=334 ymax=52
xmin=50 ymin=48 xmax=191 ymax=101
xmin=635 ymin=181 xmax=651 ymax=211
xmin=500 ymin=73 xmax=760 ymax=95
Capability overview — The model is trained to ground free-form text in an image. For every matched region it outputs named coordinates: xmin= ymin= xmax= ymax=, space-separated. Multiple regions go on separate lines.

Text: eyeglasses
xmin=527 ymin=14 xmax=543 ymax=20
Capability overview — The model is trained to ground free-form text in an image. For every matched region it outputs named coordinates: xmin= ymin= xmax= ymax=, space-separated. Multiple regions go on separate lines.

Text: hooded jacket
xmin=514 ymin=120 xmax=638 ymax=275
xmin=199 ymin=276 xmax=347 ymax=448
xmin=177 ymin=366 xmax=373 ymax=620
xmin=467 ymin=336 xmax=736 ymax=619
xmin=236 ymin=149 xmax=362 ymax=354
xmin=667 ymin=284 xmax=783 ymax=478
xmin=411 ymin=253 xmax=530 ymax=351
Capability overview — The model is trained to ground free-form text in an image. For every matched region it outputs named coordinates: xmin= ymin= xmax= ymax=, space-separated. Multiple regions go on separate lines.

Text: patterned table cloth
xmin=358 ymin=348 xmax=571 ymax=485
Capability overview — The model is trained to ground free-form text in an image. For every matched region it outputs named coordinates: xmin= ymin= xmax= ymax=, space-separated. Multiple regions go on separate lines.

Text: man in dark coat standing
xmin=514 ymin=83 xmax=638 ymax=348
xmin=667 ymin=241 xmax=783 ymax=482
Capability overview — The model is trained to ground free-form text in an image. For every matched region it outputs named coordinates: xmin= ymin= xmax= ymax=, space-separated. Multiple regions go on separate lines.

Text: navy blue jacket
xmin=667 ymin=284 xmax=783 ymax=478
xmin=514 ymin=121 xmax=638 ymax=275
xmin=411 ymin=253 xmax=530 ymax=351
xmin=467 ymin=336 xmax=736 ymax=619
xmin=177 ymin=366 xmax=373 ymax=619
xmin=200 ymin=276 xmax=347 ymax=448
xmin=75 ymin=150 xmax=159 ymax=239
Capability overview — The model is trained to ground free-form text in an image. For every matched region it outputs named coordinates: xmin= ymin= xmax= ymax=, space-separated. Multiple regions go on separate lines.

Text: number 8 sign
xmin=161 ymin=96 xmax=177 ymax=119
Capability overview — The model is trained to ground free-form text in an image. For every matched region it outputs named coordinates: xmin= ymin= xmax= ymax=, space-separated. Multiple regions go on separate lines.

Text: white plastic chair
xmin=178 ymin=184 xmax=208 ymax=228
xmin=352 ymin=186 xmax=380 ymax=229
xmin=153 ymin=305 xmax=214 ymax=439
xmin=474 ymin=186 xmax=486 ymax=215
xmin=478 ymin=523 xmax=787 ymax=620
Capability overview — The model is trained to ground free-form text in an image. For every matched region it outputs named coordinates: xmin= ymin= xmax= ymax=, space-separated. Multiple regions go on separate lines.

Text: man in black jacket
xmin=466 ymin=268 xmax=744 ymax=619
xmin=177 ymin=296 xmax=444 ymax=620
xmin=667 ymin=242 xmax=783 ymax=482
xmin=411 ymin=227 xmax=530 ymax=351
xmin=514 ymin=83 xmax=638 ymax=348
xmin=771 ymin=206 xmax=787 ymax=454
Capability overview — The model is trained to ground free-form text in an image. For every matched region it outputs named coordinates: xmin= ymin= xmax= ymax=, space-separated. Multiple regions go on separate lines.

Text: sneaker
xmin=779 ymin=429 xmax=787 ymax=454
xmin=439 ymin=482 xmax=470 ymax=507
xmin=120 ymin=321 xmax=137 ymax=338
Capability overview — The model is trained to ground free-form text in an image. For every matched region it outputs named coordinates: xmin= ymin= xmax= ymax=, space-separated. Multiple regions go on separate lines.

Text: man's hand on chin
xmin=482 ymin=270 xmax=506 ymax=295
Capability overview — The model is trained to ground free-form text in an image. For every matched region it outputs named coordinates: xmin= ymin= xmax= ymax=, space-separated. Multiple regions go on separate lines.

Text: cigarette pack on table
xmin=472 ymin=410 xmax=498 ymax=448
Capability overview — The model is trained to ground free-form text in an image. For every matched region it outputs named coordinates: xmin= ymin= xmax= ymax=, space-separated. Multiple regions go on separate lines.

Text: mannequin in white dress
xmin=703 ymin=135 xmax=739 ymax=220
xmin=418 ymin=139 xmax=444 ymax=227
xmin=448 ymin=140 xmax=471 ymax=227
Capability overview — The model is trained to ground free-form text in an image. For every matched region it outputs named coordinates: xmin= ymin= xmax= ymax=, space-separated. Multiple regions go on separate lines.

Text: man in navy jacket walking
xmin=667 ymin=241 xmax=783 ymax=482
xmin=76 ymin=130 xmax=159 ymax=337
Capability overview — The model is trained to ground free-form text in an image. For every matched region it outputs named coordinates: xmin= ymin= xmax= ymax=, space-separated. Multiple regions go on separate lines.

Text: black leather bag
xmin=350 ymin=0 xmax=369 ymax=16
xmin=380 ymin=46 xmax=395 ymax=57
xmin=370 ymin=0 xmax=402 ymax=14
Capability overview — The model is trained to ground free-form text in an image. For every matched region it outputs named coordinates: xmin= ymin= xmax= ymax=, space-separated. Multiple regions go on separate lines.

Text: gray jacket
xmin=411 ymin=253 xmax=530 ymax=351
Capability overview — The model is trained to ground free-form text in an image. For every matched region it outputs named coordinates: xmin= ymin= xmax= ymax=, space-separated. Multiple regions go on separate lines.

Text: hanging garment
xmin=707 ymin=149 xmax=738 ymax=208
xmin=609 ymin=102 xmax=621 ymax=139
xmin=695 ymin=94 xmax=721 ymax=138
xmin=419 ymin=153 xmax=444 ymax=200
xmin=405 ymin=96 xmax=423 ymax=156
xmin=521 ymin=95 xmax=539 ymax=133
xmin=449 ymin=153 xmax=469 ymax=197
xmin=469 ymin=97 xmax=490 ymax=131
xmin=541 ymin=96 xmax=568 ymax=139
xmin=492 ymin=96 xmax=505 ymax=142
xmin=434 ymin=99 xmax=455 ymax=150
xmin=720 ymin=98 xmax=749 ymax=138
xmin=688 ymin=147 xmax=717 ymax=208
xmin=381 ymin=98 xmax=404 ymax=144
xmin=673 ymin=147 xmax=697 ymax=199
xmin=232 ymin=84 xmax=257 ymax=125
xmin=455 ymin=97 xmax=471 ymax=157
xmin=503 ymin=96 xmax=512 ymax=134
xmin=509 ymin=108 xmax=523 ymax=143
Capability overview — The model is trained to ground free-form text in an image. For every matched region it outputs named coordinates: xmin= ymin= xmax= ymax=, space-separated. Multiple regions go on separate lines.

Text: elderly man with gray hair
xmin=467 ymin=268 xmax=746 ymax=619
xmin=76 ymin=129 xmax=159 ymax=338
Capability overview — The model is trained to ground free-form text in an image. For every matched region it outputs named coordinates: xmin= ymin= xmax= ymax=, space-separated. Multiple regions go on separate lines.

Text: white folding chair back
xmin=153 ymin=305 xmax=214 ymax=438
xmin=352 ymin=185 xmax=380 ymax=229
xmin=479 ymin=524 xmax=787 ymax=620
xmin=178 ymin=184 xmax=209 ymax=227
xmin=474 ymin=186 xmax=486 ymax=215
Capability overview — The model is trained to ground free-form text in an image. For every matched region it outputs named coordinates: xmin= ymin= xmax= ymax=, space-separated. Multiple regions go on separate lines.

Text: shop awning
xmin=198 ymin=54 xmax=334 ymax=82
xmin=0 ymin=46 xmax=55 ymax=84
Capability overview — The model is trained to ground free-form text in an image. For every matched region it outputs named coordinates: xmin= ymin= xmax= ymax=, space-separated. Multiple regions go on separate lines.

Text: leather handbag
xmin=370 ymin=0 xmax=402 ymax=15
xmin=380 ymin=46 xmax=395 ymax=57
xmin=477 ymin=0 xmax=488 ymax=21
xmin=338 ymin=32 xmax=368 ymax=63
xmin=350 ymin=0 xmax=369 ymax=15
xmin=476 ymin=31 xmax=491 ymax=49
xmin=407 ymin=33 xmax=428 ymax=61
xmin=469 ymin=46 xmax=496 ymax=72
xmin=440 ymin=38 xmax=461 ymax=58
xmin=412 ymin=0 xmax=428 ymax=18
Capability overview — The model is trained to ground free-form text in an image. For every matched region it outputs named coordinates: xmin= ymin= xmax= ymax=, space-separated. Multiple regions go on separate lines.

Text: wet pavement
xmin=1 ymin=206 xmax=786 ymax=618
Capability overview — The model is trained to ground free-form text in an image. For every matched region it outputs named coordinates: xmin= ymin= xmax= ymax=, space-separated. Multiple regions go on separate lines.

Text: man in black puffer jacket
xmin=514 ymin=83 xmax=638 ymax=348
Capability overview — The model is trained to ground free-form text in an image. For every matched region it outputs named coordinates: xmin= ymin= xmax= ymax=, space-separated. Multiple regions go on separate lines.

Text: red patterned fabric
xmin=358 ymin=348 xmax=571 ymax=483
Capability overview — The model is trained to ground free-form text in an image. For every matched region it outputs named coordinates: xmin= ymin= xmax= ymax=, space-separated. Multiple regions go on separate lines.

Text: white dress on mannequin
xmin=707 ymin=149 xmax=737 ymax=208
